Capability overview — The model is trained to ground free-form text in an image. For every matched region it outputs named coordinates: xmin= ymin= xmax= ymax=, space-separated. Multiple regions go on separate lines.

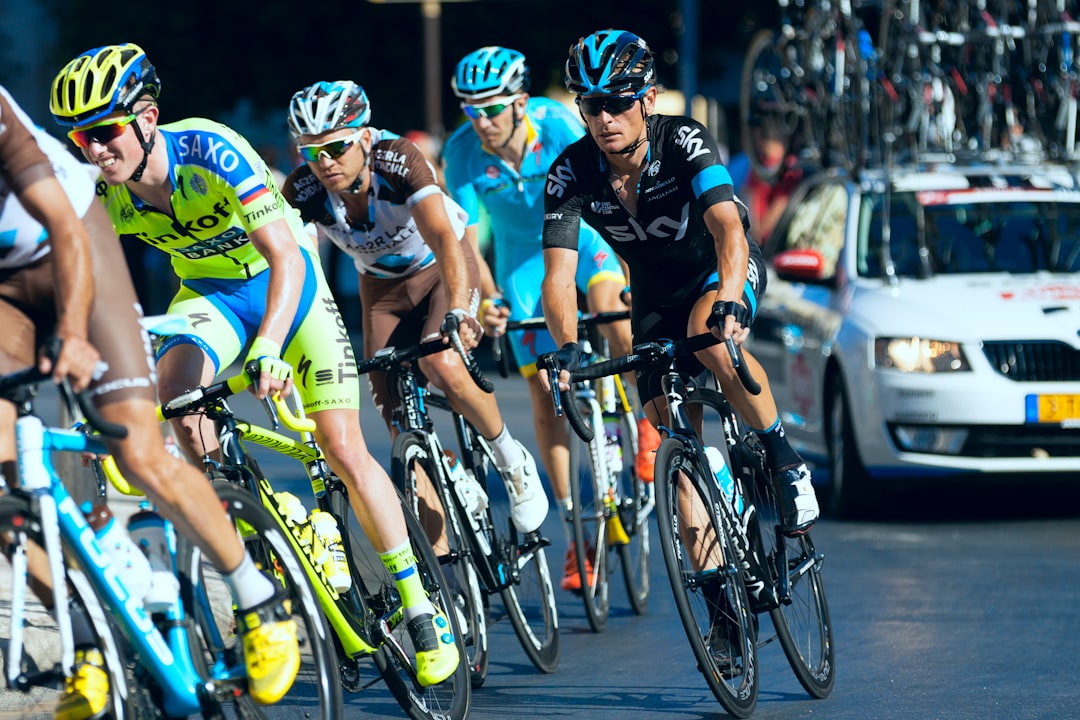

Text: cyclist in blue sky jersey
xmin=538 ymin=30 xmax=820 ymax=546
xmin=442 ymin=46 xmax=659 ymax=593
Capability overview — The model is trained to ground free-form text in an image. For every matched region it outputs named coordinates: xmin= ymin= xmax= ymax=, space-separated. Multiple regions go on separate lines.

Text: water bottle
xmin=598 ymin=375 xmax=617 ymax=415
xmin=84 ymin=503 xmax=152 ymax=604
xmin=445 ymin=450 xmax=487 ymax=519
xmin=310 ymin=510 xmax=352 ymax=593
xmin=127 ymin=504 xmax=180 ymax=611
xmin=704 ymin=446 xmax=744 ymax=515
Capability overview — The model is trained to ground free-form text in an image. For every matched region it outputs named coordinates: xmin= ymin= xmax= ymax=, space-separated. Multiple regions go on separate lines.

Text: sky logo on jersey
xmin=675 ymin=125 xmax=712 ymax=162
xmin=546 ymin=159 xmax=576 ymax=198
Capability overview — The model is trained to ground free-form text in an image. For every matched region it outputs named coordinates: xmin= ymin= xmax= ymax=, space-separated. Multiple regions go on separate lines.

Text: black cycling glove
xmin=709 ymin=300 xmax=753 ymax=332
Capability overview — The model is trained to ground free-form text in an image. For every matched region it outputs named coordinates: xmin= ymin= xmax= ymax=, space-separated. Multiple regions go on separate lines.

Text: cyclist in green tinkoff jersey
xmin=0 ymin=82 xmax=298 ymax=720
xmin=50 ymin=44 xmax=459 ymax=688
xmin=281 ymin=80 xmax=548 ymax=538
xmin=442 ymin=46 xmax=658 ymax=593
xmin=538 ymin=30 xmax=820 ymax=542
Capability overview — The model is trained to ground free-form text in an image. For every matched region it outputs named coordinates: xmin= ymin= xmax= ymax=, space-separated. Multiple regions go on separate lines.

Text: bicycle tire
xmin=740 ymin=28 xmax=801 ymax=183
xmin=458 ymin=418 xmax=560 ymax=673
xmin=567 ymin=393 xmax=610 ymax=632
xmin=653 ymin=438 xmax=758 ymax=718
xmin=739 ymin=441 xmax=835 ymax=699
xmin=392 ymin=430 xmax=489 ymax=689
xmin=177 ymin=483 xmax=344 ymax=720
xmin=615 ymin=404 xmax=650 ymax=615
xmin=335 ymin=483 xmax=471 ymax=720
xmin=0 ymin=494 xmax=146 ymax=720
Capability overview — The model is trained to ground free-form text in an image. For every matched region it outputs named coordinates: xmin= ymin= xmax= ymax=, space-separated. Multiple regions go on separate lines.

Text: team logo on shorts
xmin=485 ymin=165 xmax=500 ymax=179
xmin=190 ymin=175 xmax=209 ymax=196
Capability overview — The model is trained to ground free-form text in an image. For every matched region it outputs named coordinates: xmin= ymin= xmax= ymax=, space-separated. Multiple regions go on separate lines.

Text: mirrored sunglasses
xmin=460 ymin=94 xmax=521 ymax=120
xmin=576 ymin=94 xmax=642 ymax=118
xmin=297 ymin=131 xmax=365 ymax=163
xmin=68 ymin=113 xmax=138 ymax=149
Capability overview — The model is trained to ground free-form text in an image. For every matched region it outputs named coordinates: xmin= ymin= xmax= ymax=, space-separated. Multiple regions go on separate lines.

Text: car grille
xmin=962 ymin=426 xmax=1080 ymax=458
xmin=981 ymin=341 xmax=1080 ymax=382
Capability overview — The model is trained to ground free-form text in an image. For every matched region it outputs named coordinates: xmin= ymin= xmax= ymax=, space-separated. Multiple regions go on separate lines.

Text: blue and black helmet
xmin=287 ymin=80 xmax=371 ymax=137
xmin=565 ymin=29 xmax=655 ymax=96
xmin=452 ymin=46 xmax=529 ymax=100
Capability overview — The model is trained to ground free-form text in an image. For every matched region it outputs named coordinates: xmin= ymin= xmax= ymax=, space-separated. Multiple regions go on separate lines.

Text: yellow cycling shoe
xmin=406 ymin=609 xmax=460 ymax=686
xmin=54 ymin=648 xmax=108 ymax=720
xmin=235 ymin=594 xmax=301 ymax=705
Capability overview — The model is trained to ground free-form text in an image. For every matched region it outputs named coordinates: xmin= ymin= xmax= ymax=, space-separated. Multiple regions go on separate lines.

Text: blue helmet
xmin=452 ymin=46 xmax=529 ymax=100
xmin=287 ymin=80 xmax=370 ymax=136
xmin=565 ymin=29 xmax=655 ymax=96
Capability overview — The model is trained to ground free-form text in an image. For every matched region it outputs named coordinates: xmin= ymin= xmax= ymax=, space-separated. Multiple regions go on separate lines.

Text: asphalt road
xmin=3 ymin=370 xmax=1079 ymax=719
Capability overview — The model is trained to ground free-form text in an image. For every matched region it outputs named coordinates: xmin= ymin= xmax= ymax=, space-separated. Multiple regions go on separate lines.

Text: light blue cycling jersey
xmin=443 ymin=96 xmax=623 ymax=371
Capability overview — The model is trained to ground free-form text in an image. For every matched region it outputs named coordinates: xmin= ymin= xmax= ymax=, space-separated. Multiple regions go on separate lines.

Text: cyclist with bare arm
xmin=0 ymin=83 xmax=301 ymax=719
xmin=280 ymin=80 xmax=547 ymax=536
xmin=442 ymin=46 xmax=655 ymax=592
xmin=50 ymin=44 xmax=458 ymax=687
xmin=538 ymin=30 xmax=820 ymax=547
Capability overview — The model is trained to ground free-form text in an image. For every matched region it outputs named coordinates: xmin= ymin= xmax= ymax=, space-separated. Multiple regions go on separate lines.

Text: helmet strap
xmin=128 ymin=120 xmax=156 ymax=183
xmin=500 ymin=105 xmax=523 ymax=150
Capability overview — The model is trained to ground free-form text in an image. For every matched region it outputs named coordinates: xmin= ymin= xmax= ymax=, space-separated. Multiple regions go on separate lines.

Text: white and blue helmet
xmin=452 ymin=47 xmax=529 ymax=100
xmin=565 ymin=29 xmax=655 ymax=96
xmin=287 ymin=80 xmax=371 ymax=136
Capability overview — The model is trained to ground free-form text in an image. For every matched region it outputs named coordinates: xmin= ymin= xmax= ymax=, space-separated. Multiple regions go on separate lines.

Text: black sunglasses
xmin=576 ymin=94 xmax=642 ymax=118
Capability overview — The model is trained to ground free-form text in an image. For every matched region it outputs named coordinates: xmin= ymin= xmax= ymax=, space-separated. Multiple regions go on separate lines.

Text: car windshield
xmin=858 ymin=193 xmax=1080 ymax=278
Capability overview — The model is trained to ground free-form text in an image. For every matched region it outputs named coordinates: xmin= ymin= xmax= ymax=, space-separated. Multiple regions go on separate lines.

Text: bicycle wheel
xmin=741 ymin=441 xmax=835 ymax=699
xmin=653 ymin=438 xmax=758 ymax=718
xmin=177 ymin=483 xmax=343 ymax=720
xmin=567 ymin=392 xmax=610 ymax=632
xmin=392 ymin=431 xmax=489 ymax=689
xmin=0 ymin=494 xmax=147 ymax=720
xmin=463 ymin=427 xmax=559 ymax=672
xmin=615 ymin=402 xmax=650 ymax=615
xmin=335 ymin=483 xmax=471 ymax=720
xmin=740 ymin=29 xmax=803 ymax=183
xmin=826 ymin=23 xmax=867 ymax=173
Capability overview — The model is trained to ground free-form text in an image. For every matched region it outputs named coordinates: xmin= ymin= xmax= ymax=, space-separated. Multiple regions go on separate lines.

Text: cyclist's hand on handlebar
xmin=479 ymin=297 xmax=510 ymax=338
xmin=708 ymin=300 xmax=752 ymax=346
xmin=537 ymin=342 xmax=581 ymax=393
xmin=40 ymin=335 xmax=104 ymax=392
xmin=442 ymin=307 xmax=483 ymax=350
xmin=245 ymin=336 xmax=294 ymax=400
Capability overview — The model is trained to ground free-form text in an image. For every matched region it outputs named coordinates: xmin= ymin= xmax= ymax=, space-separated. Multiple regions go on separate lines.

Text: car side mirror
xmin=773 ymin=248 xmax=834 ymax=285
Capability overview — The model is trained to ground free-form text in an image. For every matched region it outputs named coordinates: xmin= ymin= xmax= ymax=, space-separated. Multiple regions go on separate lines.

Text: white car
xmin=747 ymin=163 xmax=1080 ymax=516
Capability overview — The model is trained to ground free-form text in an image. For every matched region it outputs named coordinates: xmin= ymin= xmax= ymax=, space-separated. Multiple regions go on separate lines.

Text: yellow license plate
xmin=1031 ymin=394 xmax=1080 ymax=423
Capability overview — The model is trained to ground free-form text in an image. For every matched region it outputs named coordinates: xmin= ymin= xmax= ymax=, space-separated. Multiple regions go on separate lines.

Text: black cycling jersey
xmin=542 ymin=114 xmax=754 ymax=310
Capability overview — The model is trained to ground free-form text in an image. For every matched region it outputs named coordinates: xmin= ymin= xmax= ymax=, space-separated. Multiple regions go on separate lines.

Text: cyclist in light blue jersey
xmin=442 ymin=46 xmax=657 ymax=593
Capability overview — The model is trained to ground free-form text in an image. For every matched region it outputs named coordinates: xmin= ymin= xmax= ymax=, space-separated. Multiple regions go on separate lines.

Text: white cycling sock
xmin=488 ymin=425 xmax=523 ymax=468
xmin=223 ymin=553 xmax=276 ymax=610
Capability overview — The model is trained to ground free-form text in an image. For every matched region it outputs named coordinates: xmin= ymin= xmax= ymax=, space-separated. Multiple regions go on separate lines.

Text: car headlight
xmin=874 ymin=337 xmax=971 ymax=373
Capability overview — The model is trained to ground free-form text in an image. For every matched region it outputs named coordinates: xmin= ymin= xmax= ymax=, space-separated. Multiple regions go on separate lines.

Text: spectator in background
xmin=740 ymin=107 xmax=804 ymax=247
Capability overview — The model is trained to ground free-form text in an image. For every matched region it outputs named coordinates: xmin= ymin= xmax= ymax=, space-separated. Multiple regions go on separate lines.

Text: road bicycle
xmin=549 ymin=333 xmax=835 ymax=717
xmin=0 ymin=343 xmax=340 ymax=719
xmin=356 ymin=314 xmax=560 ymax=680
xmin=155 ymin=360 xmax=471 ymax=720
xmin=740 ymin=0 xmax=868 ymax=181
xmin=502 ymin=312 xmax=650 ymax=633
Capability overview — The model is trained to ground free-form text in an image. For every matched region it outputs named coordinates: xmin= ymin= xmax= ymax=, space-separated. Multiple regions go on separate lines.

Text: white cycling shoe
xmin=500 ymin=442 xmax=549 ymax=534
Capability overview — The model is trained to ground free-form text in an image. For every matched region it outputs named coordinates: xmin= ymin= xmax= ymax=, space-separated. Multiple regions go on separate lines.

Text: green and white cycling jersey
xmin=96 ymin=117 xmax=314 ymax=280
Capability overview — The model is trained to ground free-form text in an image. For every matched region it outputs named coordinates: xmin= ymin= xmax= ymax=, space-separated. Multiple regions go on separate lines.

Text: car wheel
xmin=827 ymin=378 xmax=872 ymax=518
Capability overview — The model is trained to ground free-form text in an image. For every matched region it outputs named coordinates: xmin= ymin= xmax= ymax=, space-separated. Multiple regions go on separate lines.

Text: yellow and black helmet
xmin=50 ymin=43 xmax=160 ymax=127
